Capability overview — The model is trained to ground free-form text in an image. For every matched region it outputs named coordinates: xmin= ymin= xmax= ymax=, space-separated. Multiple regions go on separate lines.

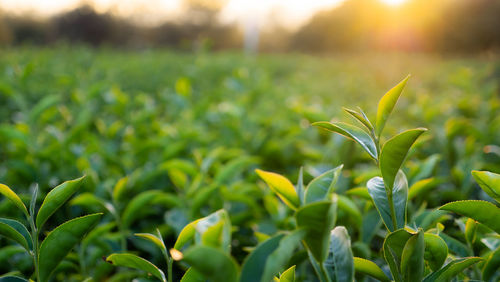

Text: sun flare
xmin=380 ymin=0 xmax=407 ymax=6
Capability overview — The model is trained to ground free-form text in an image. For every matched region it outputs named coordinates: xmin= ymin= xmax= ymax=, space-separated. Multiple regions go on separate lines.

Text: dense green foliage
xmin=0 ymin=48 xmax=499 ymax=281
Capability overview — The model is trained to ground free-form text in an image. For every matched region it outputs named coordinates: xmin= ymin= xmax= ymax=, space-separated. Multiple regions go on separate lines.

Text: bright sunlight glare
xmin=380 ymin=0 xmax=407 ymax=6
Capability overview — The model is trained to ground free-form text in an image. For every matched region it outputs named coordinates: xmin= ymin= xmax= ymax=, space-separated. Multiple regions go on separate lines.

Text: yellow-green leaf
xmin=36 ymin=176 xmax=86 ymax=229
xmin=471 ymin=170 xmax=500 ymax=204
xmin=354 ymin=257 xmax=390 ymax=282
xmin=439 ymin=200 xmax=500 ymax=234
xmin=106 ymin=253 xmax=166 ymax=282
xmin=376 ymin=75 xmax=410 ymax=137
xmin=256 ymin=169 xmax=300 ymax=210
xmin=380 ymin=128 xmax=427 ymax=190
xmin=0 ymin=184 xmax=28 ymax=217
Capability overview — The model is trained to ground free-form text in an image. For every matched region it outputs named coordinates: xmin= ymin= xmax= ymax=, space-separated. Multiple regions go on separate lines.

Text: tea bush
xmin=0 ymin=48 xmax=499 ymax=281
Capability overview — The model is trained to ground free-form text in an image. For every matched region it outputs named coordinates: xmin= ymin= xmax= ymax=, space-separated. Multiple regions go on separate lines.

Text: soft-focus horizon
xmin=0 ymin=0 xmax=499 ymax=53
xmin=0 ymin=0 xmax=344 ymax=26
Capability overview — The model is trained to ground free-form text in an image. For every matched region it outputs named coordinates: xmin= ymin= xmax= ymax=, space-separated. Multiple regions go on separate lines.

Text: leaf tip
xmin=170 ymin=248 xmax=184 ymax=260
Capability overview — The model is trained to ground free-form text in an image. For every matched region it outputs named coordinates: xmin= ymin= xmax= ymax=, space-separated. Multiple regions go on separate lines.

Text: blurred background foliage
xmin=0 ymin=0 xmax=500 ymax=53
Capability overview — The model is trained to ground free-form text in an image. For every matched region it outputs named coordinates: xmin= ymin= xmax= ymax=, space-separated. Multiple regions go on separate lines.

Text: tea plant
xmin=0 ymin=176 xmax=102 ymax=281
xmin=312 ymin=76 xmax=483 ymax=281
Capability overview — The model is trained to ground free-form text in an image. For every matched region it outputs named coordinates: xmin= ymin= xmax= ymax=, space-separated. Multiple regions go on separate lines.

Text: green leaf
xmin=0 ymin=218 xmax=31 ymax=250
xmin=353 ymin=257 xmax=390 ymax=282
xmin=304 ymin=165 xmax=343 ymax=204
xmin=0 ymin=184 xmax=28 ymax=217
xmin=408 ymin=178 xmax=442 ymax=200
xmin=375 ymin=75 xmax=410 ymax=137
xmin=337 ymin=195 xmax=362 ymax=227
xmin=106 ymin=253 xmax=166 ymax=282
xmin=38 ymin=213 xmax=102 ymax=282
xmin=262 ymin=230 xmax=306 ymax=282
xmin=255 ymin=169 xmax=300 ymax=210
xmin=0 ymin=277 xmax=29 ymax=282
xmin=423 ymin=257 xmax=482 ymax=282
xmin=464 ymin=218 xmax=477 ymax=244
xmin=122 ymin=190 xmax=179 ymax=229
xmin=330 ymin=226 xmax=354 ymax=282
xmin=241 ymin=230 xmax=305 ymax=282
xmin=346 ymin=187 xmax=371 ymax=200
xmin=0 ymin=221 xmax=30 ymax=251
xmin=70 ymin=193 xmax=110 ymax=213
xmin=383 ymin=229 xmax=413 ymax=282
xmin=181 ymin=245 xmax=239 ymax=282
xmin=279 ymin=265 xmax=295 ymax=282
xmin=36 ymin=175 xmax=86 ymax=229
xmin=423 ymin=233 xmax=448 ymax=272
xmin=241 ymin=234 xmax=284 ymax=282
xmin=240 ymin=234 xmax=285 ymax=282
xmin=180 ymin=267 xmax=205 ymax=282
xmin=173 ymin=209 xmax=231 ymax=253
xmin=471 ymin=170 xmax=500 ymax=204
xmin=367 ymin=171 xmax=408 ymax=232
xmin=29 ymin=184 xmax=38 ymax=217
xmin=380 ymin=128 xmax=427 ymax=190
xmin=439 ymin=200 xmax=500 ymax=234
xmin=112 ymin=176 xmax=129 ymax=203
xmin=343 ymin=107 xmax=374 ymax=133
xmin=483 ymin=246 xmax=500 ymax=281
xmin=312 ymin=121 xmax=377 ymax=160
xmin=295 ymin=199 xmax=337 ymax=263
xmin=438 ymin=233 xmax=469 ymax=257
xmin=135 ymin=232 xmax=166 ymax=253
xmin=296 ymin=167 xmax=305 ymax=205
xmin=400 ymin=229 xmax=425 ymax=282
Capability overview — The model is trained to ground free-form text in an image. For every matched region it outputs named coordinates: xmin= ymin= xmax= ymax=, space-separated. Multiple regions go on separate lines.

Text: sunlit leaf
xmin=375 ymin=75 xmax=410 ymax=137
xmin=279 ymin=265 xmax=295 ymax=282
xmin=343 ymin=107 xmax=373 ymax=133
xmin=0 ymin=184 xmax=28 ymax=217
xmin=256 ymin=169 xmax=300 ymax=210
xmin=353 ymin=257 xmax=390 ymax=282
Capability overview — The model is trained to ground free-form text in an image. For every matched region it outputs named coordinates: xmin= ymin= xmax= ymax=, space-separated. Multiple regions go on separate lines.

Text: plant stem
xmin=28 ymin=216 xmax=40 ymax=282
xmin=307 ymin=251 xmax=331 ymax=282
xmin=387 ymin=190 xmax=398 ymax=231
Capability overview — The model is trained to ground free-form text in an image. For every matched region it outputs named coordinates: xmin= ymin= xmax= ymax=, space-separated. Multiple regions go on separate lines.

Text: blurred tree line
xmin=0 ymin=0 xmax=499 ymax=53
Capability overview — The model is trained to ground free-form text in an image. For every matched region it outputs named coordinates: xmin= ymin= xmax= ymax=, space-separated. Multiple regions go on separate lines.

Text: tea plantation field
xmin=0 ymin=48 xmax=499 ymax=281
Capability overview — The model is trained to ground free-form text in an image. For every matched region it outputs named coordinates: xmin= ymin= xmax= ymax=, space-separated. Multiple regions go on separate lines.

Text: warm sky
xmin=0 ymin=0 xmax=342 ymax=26
xmin=0 ymin=0 xmax=407 ymax=26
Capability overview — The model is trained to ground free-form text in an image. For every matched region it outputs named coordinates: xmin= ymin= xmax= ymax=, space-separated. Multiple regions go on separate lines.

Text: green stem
xmin=387 ymin=191 xmax=398 ymax=231
xmin=166 ymin=252 xmax=173 ymax=282
xmin=29 ymin=216 xmax=40 ymax=282
xmin=307 ymin=251 xmax=330 ymax=282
